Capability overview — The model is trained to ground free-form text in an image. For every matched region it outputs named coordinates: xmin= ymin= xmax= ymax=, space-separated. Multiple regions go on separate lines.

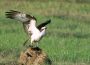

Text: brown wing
xmin=5 ymin=10 xmax=36 ymax=22
xmin=37 ymin=19 xmax=51 ymax=30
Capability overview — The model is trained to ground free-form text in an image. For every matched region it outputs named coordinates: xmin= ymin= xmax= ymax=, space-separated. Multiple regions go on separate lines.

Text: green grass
xmin=0 ymin=0 xmax=90 ymax=65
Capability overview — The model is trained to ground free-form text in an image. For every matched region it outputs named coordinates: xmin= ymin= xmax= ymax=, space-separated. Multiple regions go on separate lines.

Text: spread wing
xmin=5 ymin=10 xmax=37 ymax=35
xmin=5 ymin=10 xmax=36 ymax=22
xmin=37 ymin=19 xmax=51 ymax=30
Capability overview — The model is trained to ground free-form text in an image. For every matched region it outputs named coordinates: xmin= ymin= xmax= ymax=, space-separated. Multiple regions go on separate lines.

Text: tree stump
xmin=18 ymin=47 xmax=52 ymax=65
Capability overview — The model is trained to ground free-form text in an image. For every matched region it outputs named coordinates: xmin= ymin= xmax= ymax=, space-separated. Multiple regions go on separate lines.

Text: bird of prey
xmin=5 ymin=10 xmax=51 ymax=47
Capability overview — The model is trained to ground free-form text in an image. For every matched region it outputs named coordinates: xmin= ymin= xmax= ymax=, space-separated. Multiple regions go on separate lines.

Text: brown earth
xmin=18 ymin=47 xmax=52 ymax=65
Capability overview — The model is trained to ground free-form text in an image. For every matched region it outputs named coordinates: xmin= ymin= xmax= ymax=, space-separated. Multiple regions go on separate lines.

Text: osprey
xmin=5 ymin=10 xmax=51 ymax=47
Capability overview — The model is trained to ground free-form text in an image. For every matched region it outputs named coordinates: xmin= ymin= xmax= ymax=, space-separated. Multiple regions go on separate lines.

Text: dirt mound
xmin=18 ymin=47 xmax=52 ymax=65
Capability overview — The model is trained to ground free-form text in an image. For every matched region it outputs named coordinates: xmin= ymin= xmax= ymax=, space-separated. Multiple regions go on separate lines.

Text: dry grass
xmin=19 ymin=47 xmax=51 ymax=65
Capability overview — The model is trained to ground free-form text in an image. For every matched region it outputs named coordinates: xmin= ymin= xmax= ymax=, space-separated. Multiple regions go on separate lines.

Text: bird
xmin=5 ymin=10 xmax=51 ymax=47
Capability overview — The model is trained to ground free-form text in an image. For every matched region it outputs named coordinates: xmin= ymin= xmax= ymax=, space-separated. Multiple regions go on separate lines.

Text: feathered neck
xmin=30 ymin=19 xmax=36 ymax=27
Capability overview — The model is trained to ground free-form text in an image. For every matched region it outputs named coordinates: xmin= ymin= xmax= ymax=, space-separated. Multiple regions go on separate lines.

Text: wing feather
xmin=5 ymin=10 xmax=35 ymax=22
xmin=37 ymin=19 xmax=51 ymax=30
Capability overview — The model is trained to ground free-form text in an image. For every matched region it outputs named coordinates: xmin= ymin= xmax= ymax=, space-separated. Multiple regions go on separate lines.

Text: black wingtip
xmin=5 ymin=10 xmax=20 ymax=15
xmin=5 ymin=10 xmax=16 ymax=13
xmin=47 ymin=19 xmax=51 ymax=23
xmin=47 ymin=19 xmax=51 ymax=24
xmin=48 ymin=19 xmax=51 ymax=21
xmin=5 ymin=13 xmax=14 ymax=19
xmin=5 ymin=10 xmax=19 ymax=19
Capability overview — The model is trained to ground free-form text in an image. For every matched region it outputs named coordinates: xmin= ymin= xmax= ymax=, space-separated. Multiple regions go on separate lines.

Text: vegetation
xmin=0 ymin=0 xmax=90 ymax=65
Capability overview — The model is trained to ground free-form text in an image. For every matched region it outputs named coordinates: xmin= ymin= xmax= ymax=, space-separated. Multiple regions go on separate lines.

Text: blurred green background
xmin=0 ymin=0 xmax=90 ymax=65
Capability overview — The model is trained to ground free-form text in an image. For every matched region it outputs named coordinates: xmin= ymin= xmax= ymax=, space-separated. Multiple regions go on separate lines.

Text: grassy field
xmin=0 ymin=0 xmax=90 ymax=65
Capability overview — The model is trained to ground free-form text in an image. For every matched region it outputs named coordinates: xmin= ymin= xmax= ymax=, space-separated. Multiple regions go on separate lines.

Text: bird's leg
xmin=30 ymin=42 xmax=33 ymax=46
xmin=29 ymin=40 xmax=33 ymax=47
xmin=31 ymin=41 xmax=38 ymax=48
xmin=35 ymin=42 xmax=38 ymax=47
